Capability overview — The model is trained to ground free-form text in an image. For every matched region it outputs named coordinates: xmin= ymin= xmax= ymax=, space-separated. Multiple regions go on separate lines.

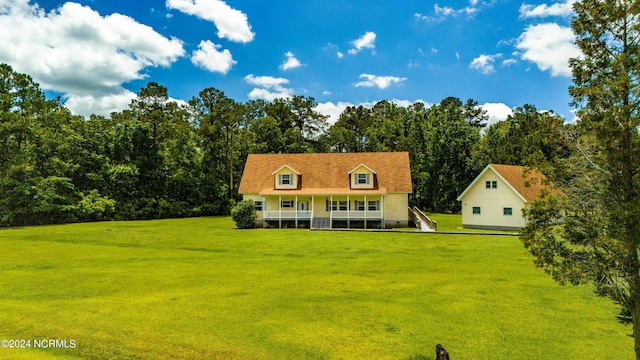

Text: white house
xmin=238 ymin=152 xmax=412 ymax=229
xmin=457 ymin=164 xmax=554 ymax=231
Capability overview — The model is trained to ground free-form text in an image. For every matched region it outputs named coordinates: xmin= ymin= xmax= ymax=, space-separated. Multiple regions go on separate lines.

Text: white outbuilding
xmin=457 ymin=164 xmax=554 ymax=231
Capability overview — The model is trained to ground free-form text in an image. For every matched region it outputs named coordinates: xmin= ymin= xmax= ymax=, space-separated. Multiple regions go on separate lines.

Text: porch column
xmin=262 ymin=196 xmax=267 ymax=228
xmin=381 ymin=195 xmax=385 ymax=229
xmin=311 ymin=195 xmax=315 ymax=228
xmin=347 ymin=195 xmax=350 ymax=229
xmin=364 ymin=195 xmax=367 ymax=229
xmin=330 ymin=195 xmax=333 ymax=229
xmin=278 ymin=195 xmax=282 ymax=229
xmin=295 ymin=195 xmax=298 ymax=228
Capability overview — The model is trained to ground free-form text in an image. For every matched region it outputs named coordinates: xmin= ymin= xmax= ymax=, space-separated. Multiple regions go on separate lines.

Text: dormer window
xmin=349 ymin=164 xmax=376 ymax=189
xmin=272 ymin=164 xmax=300 ymax=190
xmin=356 ymin=173 xmax=370 ymax=185
xmin=279 ymin=174 xmax=291 ymax=185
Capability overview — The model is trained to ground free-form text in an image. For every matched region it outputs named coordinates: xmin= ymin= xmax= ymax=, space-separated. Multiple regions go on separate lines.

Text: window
xmin=356 ymin=173 xmax=370 ymax=184
xmin=279 ymin=174 xmax=291 ymax=185
xmin=355 ymin=200 xmax=365 ymax=211
xmin=503 ymin=207 xmax=513 ymax=216
xmin=485 ymin=181 xmax=491 ymax=189
xmin=339 ymin=201 xmax=348 ymax=211
xmin=281 ymin=200 xmax=293 ymax=208
xmin=492 ymin=180 xmax=497 ymax=189
xmin=326 ymin=200 xmax=338 ymax=211
xmin=254 ymin=201 xmax=263 ymax=211
xmin=368 ymin=200 xmax=380 ymax=211
xmin=486 ymin=180 xmax=497 ymax=189
xmin=472 ymin=206 xmax=481 ymax=215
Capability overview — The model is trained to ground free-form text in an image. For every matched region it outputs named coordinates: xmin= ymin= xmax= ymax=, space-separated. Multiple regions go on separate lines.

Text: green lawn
xmin=0 ymin=217 xmax=633 ymax=359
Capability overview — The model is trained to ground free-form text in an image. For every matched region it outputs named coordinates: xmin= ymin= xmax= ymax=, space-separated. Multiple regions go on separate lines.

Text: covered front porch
xmin=258 ymin=194 xmax=385 ymax=229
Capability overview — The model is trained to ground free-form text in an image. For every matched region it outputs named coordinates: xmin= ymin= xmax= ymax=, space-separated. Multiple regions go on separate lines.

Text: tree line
xmin=0 ymin=63 xmax=571 ymax=226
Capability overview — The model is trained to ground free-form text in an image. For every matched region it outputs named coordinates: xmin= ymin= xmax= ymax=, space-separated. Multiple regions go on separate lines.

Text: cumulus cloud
xmin=165 ymin=0 xmax=254 ymax=43
xmin=469 ymin=54 xmax=501 ymax=74
xmin=0 ymin=0 xmax=185 ymax=117
xmin=434 ymin=3 xmax=477 ymax=17
xmin=516 ymin=23 xmax=581 ymax=77
xmin=315 ymin=101 xmax=354 ymax=125
xmin=520 ymin=0 xmax=575 ymax=18
xmin=244 ymin=74 xmax=293 ymax=101
xmin=191 ymin=40 xmax=236 ymax=74
xmin=348 ymin=31 xmax=376 ymax=55
xmin=415 ymin=0 xmax=480 ymax=22
xmin=354 ymin=74 xmax=407 ymax=89
xmin=280 ymin=51 xmax=302 ymax=70
xmin=480 ymin=102 xmax=513 ymax=127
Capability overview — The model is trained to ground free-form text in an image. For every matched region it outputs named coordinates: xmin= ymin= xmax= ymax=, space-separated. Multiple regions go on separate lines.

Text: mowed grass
xmin=0 ymin=217 xmax=633 ymax=359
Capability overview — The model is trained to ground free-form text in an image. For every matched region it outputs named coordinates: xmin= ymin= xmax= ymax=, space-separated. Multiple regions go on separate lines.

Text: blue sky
xmin=0 ymin=0 xmax=580 ymax=124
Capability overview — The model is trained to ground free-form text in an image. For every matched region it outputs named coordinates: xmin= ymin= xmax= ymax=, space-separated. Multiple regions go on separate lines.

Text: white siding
xmin=459 ymin=170 xmax=526 ymax=230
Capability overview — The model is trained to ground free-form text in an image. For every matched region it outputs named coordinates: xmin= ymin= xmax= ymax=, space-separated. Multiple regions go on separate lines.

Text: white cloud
xmin=315 ymin=101 xmax=354 ymax=125
xmin=244 ymin=74 xmax=293 ymax=101
xmin=502 ymin=58 xmax=518 ymax=66
xmin=0 ymin=0 xmax=185 ymax=117
xmin=469 ymin=54 xmax=501 ymax=74
xmin=417 ymin=1 xmax=479 ymax=22
xmin=354 ymin=74 xmax=407 ymax=89
xmin=348 ymin=31 xmax=376 ymax=55
xmin=520 ymin=0 xmax=575 ymax=18
xmin=191 ymin=40 xmax=236 ymax=74
xmin=414 ymin=13 xmax=428 ymax=21
xmin=280 ymin=51 xmax=302 ymax=70
xmin=516 ymin=23 xmax=581 ymax=77
xmin=65 ymin=89 xmax=138 ymax=119
xmin=481 ymin=102 xmax=513 ymax=127
xmin=315 ymin=99 xmax=427 ymax=125
xmin=166 ymin=0 xmax=254 ymax=43
xmin=434 ymin=3 xmax=477 ymax=17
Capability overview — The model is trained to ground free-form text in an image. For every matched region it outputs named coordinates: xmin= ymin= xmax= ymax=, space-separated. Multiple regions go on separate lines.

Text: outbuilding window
xmin=503 ymin=207 xmax=513 ymax=216
xmin=472 ymin=206 xmax=481 ymax=215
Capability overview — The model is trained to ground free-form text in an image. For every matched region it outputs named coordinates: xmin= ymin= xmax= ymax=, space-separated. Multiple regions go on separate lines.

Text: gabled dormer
xmin=349 ymin=164 xmax=376 ymax=189
xmin=272 ymin=164 xmax=300 ymax=190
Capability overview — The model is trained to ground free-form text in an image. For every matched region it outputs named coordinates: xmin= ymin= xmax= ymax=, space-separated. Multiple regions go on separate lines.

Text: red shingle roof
xmin=489 ymin=164 xmax=552 ymax=202
xmin=458 ymin=164 xmax=555 ymax=202
xmin=238 ymin=152 xmax=412 ymax=195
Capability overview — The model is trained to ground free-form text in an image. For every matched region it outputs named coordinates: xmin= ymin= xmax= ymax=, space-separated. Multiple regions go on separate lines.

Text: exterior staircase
xmin=311 ymin=217 xmax=331 ymax=229
xmin=408 ymin=207 xmax=437 ymax=232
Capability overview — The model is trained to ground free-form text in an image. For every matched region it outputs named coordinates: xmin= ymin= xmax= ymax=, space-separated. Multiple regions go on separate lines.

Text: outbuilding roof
xmin=457 ymin=164 xmax=554 ymax=203
xmin=238 ymin=152 xmax=412 ymax=195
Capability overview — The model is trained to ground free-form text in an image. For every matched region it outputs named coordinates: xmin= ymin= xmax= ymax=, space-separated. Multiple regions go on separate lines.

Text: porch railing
xmin=330 ymin=210 xmax=382 ymax=219
xmin=263 ymin=210 xmax=312 ymax=219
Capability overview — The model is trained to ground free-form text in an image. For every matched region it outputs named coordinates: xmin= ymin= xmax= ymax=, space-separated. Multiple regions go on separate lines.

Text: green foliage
xmin=0 ymin=63 xmax=578 ymax=227
xmin=77 ymin=189 xmax=116 ymax=222
xmin=522 ymin=0 xmax=640 ymax=358
xmin=231 ymin=200 xmax=257 ymax=229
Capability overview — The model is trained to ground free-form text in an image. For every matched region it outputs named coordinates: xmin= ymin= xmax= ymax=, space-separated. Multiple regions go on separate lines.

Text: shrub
xmin=231 ymin=200 xmax=257 ymax=229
